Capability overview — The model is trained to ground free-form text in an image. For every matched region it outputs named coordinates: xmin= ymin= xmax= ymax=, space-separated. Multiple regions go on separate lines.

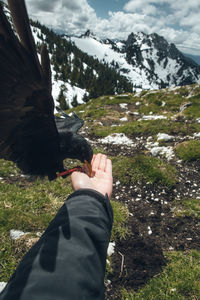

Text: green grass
xmin=0 ymin=159 xmax=21 ymax=177
xmin=0 ymin=159 xmax=72 ymax=281
xmin=111 ymin=200 xmax=130 ymax=240
xmin=112 ymin=155 xmax=177 ymax=187
xmin=172 ymin=198 xmax=200 ymax=219
xmin=183 ymin=94 xmax=200 ymax=119
xmin=91 ymin=119 xmax=200 ymax=138
xmin=120 ymin=250 xmax=200 ymax=300
xmin=0 ymin=178 xmax=72 ymax=232
xmin=1 ymin=84 xmax=200 ymax=293
xmin=175 ymin=140 xmax=200 ymax=161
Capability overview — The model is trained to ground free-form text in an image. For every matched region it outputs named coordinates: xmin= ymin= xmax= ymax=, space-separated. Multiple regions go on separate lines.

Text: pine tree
xmin=57 ymin=89 xmax=69 ymax=110
xmin=82 ymin=92 xmax=89 ymax=103
xmin=71 ymin=95 xmax=78 ymax=107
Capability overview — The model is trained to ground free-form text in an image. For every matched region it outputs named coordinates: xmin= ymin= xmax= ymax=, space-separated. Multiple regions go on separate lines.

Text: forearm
xmin=0 ymin=189 xmax=113 ymax=300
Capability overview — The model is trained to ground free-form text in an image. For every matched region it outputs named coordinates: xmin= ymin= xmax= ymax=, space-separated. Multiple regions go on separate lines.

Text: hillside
xmin=70 ymin=31 xmax=200 ymax=90
xmin=0 ymin=0 xmax=132 ymax=108
xmin=0 ymin=84 xmax=200 ymax=299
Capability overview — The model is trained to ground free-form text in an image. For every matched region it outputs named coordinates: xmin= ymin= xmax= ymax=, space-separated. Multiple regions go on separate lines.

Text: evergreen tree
xmin=82 ymin=92 xmax=89 ymax=103
xmin=57 ymin=89 xmax=69 ymax=110
xmin=71 ymin=95 xmax=78 ymax=107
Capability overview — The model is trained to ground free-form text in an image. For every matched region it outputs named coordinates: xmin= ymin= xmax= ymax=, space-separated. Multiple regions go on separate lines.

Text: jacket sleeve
xmin=0 ymin=189 xmax=113 ymax=300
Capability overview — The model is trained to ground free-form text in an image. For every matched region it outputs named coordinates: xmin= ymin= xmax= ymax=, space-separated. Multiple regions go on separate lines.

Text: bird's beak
xmin=84 ymin=160 xmax=92 ymax=177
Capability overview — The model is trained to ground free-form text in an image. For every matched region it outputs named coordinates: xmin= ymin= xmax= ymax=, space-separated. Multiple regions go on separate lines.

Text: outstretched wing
xmin=0 ymin=0 xmax=62 ymax=177
xmin=55 ymin=107 xmax=84 ymax=134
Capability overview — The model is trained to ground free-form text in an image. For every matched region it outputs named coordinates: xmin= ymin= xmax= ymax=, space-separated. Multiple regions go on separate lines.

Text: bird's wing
xmin=55 ymin=107 xmax=84 ymax=133
xmin=0 ymin=0 xmax=61 ymax=176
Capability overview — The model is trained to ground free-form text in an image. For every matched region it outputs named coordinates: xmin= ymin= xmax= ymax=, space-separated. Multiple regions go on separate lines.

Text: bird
xmin=0 ymin=0 xmax=93 ymax=180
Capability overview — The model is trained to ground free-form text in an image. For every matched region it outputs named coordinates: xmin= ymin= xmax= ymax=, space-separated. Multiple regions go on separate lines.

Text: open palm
xmin=70 ymin=153 xmax=113 ymax=199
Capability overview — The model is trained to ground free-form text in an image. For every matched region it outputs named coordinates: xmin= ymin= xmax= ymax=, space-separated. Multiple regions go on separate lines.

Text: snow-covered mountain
xmin=2 ymin=0 xmax=200 ymax=108
xmin=1 ymin=1 xmax=132 ymax=109
xmin=70 ymin=31 xmax=200 ymax=91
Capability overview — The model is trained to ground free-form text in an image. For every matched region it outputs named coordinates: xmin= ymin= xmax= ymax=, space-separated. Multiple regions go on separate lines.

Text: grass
xmin=172 ymin=198 xmax=200 ymax=219
xmin=0 ymin=159 xmax=21 ymax=177
xmin=120 ymin=250 xmax=200 ymax=300
xmin=112 ymin=155 xmax=177 ymax=187
xmin=0 ymin=159 xmax=72 ymax=281
xmin=111 ymin=200 xmax=130 ymax=240
xmin=1 ymin=84 xmax=200 ymax=296
xmin=183 ymin=94 xmax=200 ymax=119
xmin=91 ymin=119 xmax=200 ymax=138
xmin=175 ymin=140 xmax=200 ymax=161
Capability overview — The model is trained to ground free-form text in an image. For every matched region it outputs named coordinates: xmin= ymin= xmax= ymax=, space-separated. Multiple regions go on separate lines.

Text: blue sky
xmin=87 ymin=0 xmax=127 ymax=19
xmin=24 ymin=0 xmax=200 ymax=56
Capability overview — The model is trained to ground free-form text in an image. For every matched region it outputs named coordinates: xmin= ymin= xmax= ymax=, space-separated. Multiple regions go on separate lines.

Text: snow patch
xmin=10 ymin=229 xmax=25 ymax=240
xmin=147 ymin=226 xmax=152 ymax=235
xmin=139 ymin=115 xmax=167 ymax=121
xmin=0 ymin=282 xmax=7 ymax=293
xmin=51 ymin=68 xmax=87 ymax=108
xmin=119 ymin=103 xmax=128 ymax=109
xmin=150 ymin=146 xmax=174 ymax=160
xmin=146 ymin=141 xmax=174 ymax=160
xmin=193 ymin=132 xmax=200 ymax=138
xmin=120 ymin=117 xmax=128 ymax=122
xmin=157 ymin=133 xmax=174 ymax=141
xmin=98 ymin=133 xmax=133 ymax=145
xmin=107 ymin=242 xmax=115 ymax=256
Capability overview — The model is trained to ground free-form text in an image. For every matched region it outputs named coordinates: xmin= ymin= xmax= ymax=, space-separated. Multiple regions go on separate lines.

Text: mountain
xmin=0 ymin=1 xmax=132 ymax=108
xmin=70 ymin=31 xmax=200 ymax=91
xmin=31 ymin=21 xmax=134 ymax=108
xmin=2 ymin=1 xmax=200 ymax=108
xmin=184 ymin=53 xmax=200 ymax=66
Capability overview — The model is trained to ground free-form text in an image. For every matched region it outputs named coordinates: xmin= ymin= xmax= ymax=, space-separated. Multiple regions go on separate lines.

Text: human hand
xmin=70 ymin=153 xmax=113 ymax=199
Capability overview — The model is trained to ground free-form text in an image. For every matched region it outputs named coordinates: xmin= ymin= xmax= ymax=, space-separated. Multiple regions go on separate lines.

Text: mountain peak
xmin=80 ymin=30 xmax=95 ymax=39
xmin=72 ymin=30 xmax=200 ymax=90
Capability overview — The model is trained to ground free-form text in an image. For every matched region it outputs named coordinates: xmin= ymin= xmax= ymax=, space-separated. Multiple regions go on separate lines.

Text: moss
xmin=172 ymin=198 xmax=200 ymax=219
xmin=175 ymin=140 xmax=200 ymax=161
xmin=112 ymin=155 xmax=177 ymax=187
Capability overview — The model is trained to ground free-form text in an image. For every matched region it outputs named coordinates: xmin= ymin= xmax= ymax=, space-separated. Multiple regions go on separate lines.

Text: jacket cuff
xmin=67 ymin=189 xmax=113 ymax=227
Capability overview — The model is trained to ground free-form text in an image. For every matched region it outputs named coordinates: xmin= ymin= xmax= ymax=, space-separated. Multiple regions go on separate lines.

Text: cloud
xmin=23 ymin=0 xmax=200 ymax=55
xmin=26 ymin=0 xmax=61 ymax=13
xmin=26 ymin=0 xmax=97 ymax=34
xmin=124 ymin=0 xmax=162 ymax=15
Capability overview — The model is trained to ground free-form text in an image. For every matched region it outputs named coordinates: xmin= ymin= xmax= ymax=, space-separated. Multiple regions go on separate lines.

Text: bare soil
xmin=94 ymin=141 xmax=200 ymax=299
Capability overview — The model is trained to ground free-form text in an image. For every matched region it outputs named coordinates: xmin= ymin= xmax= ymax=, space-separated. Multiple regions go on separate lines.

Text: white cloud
xmin=21 ymin=0 xmax=200 ymax=55
xmin=26 ymin=0 xmax=97 ymax=33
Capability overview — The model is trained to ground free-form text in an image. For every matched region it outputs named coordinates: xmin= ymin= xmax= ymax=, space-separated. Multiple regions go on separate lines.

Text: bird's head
xmin=60 ymin=133 xmax=93 ymax=175
xmin=55 ymin=108 xmax=93 ymax=176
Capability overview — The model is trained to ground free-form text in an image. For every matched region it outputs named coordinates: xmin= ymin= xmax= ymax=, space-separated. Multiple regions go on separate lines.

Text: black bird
xmin=0 ymin=0 xmax=93 ymax=180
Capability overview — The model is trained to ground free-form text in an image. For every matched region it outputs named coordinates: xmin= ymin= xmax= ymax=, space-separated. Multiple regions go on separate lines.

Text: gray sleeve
xmin=0 ymin=189 xmax=113 ymax=300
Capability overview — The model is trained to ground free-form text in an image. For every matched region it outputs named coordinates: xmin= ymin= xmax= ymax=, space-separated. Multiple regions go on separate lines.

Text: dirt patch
xmin=101 ymin=139 xmax=200 ymax=299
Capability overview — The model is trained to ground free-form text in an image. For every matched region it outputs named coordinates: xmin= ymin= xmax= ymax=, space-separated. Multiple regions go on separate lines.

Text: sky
xmin=20 ymin=0 xmax=200 ymax=56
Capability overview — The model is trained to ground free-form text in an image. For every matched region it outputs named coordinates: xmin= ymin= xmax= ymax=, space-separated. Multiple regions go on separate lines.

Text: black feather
xmin=0 ymin=0 xmax=93 ymax=180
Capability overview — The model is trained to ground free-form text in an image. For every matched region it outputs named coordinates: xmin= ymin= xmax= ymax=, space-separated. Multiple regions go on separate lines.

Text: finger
xmin=99 ymin=154 xmax=107 ymax=171
xmin=92 ymin=153 xmax=101 ymax=170
xmin=105 ymin=158 xmax=112 ymax=175
xmin=91 ymin=154 xmax=96 ymax=166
